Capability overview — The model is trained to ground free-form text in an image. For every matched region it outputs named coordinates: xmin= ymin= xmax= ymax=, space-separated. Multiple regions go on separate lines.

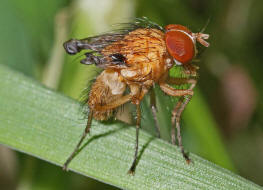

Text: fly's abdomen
xmin=88 ymin=69 xmax=126 ymax=120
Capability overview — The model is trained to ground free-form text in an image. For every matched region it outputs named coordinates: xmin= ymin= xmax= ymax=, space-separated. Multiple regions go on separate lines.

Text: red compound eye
xmin=165 ymin=30 xmax=195 ymax=64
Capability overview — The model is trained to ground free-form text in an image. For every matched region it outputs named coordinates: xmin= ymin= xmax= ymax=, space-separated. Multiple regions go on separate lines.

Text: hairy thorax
xmin=102 ymin=28 xmax=173 ymax=84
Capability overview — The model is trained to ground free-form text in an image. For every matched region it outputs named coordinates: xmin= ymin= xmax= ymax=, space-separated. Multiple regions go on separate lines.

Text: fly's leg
xmin=128 ymin=103 xmax=141 ymax=174
xmin=94 ymin=94 xmax=133 ymax=111
xmin=150 ymin=89 xmax=161 ymax=138
xmin=159 ymin=83 xmax=193 ymax=97
xmin=63 ymin=94 xmax=133 ymax=171
xmin=171 ymin=96 xmax=184 ymax=145
xmin=171 ymin=96 xmax=192 ymax=164
xmin=160 ymin=78 xmax=196 ymax=163
xmin=63 ymin=111 xmax=93 ymax=171
xmin=168 ymin=77 xmax=196 ymax=143
xmin=96 ymin=86 xmax=142 ymax=174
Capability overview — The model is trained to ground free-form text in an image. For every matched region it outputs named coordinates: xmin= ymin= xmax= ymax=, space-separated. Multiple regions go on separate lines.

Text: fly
xmin=62 ymin=17 xmax=209 ymax=174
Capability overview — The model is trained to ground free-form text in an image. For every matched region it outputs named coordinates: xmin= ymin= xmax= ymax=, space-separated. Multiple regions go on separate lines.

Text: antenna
xmin=200 ymin=16 xmax=211 ymax=33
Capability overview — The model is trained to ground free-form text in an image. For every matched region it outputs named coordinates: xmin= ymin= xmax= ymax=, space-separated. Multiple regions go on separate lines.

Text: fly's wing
xmin=84 ymin=17 xmax=163 ymax=51
xmin=63 ymin=17 xmax=164 ymax=68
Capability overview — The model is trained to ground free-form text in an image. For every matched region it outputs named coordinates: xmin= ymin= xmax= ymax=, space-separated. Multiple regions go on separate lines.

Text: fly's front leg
xmin=171 ymin=78 xmax=196 ymax=163
xmin=159 ymin=83 xmax=193 ymax=97
xmin=171 ymin=96 xmax=184 ymax=145
xmin=159 ymin=79 xmax=196 ymax=164
xmin=171 ymin=95 xmax=192 ymax=164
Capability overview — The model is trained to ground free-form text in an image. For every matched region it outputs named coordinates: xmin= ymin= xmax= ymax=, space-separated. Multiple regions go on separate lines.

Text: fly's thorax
xmin=88 ymin=69 xmax=126 ymax=120
xmin=116 ymin=28 xmax=172 ymax=82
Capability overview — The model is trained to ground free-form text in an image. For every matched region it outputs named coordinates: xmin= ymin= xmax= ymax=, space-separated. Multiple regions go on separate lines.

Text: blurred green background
xmin=0 ymin=0 xmax=263 ymax=189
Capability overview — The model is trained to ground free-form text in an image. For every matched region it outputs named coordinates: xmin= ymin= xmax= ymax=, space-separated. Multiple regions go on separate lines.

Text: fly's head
xmin=164 ymin=24 xmax=209 ymax=66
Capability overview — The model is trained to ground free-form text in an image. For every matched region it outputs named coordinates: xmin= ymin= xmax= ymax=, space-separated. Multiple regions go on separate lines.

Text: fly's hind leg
xmin=63 ymin=94 xmax=133 ymax=171
xmin=94 ymin=94 xmax=133 ymax=111
xmin=63 ymin=111 xmax=93 ymax=171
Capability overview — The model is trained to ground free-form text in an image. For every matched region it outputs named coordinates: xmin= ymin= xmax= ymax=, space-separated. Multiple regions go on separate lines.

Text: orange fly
xmin=63 ymin=17 xmax=209 ymax=174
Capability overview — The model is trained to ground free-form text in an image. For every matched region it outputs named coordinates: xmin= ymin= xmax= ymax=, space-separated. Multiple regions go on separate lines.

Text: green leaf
xmin=0 ymin=64 xmax=261 ymax=190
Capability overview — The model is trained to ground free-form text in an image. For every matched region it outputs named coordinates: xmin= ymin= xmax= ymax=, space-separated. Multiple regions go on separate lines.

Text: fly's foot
xmin=127 ymin=168 xmax=135 ymax=175
xmin=62 ymin=164 xmax=69 ymax=171
xmin=182 ymin=151 xmax=191 ymax=164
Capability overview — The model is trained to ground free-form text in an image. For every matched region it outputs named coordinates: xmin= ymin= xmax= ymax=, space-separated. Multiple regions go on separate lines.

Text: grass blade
xmin=0 ymin=64 xmax=261 ymax=190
